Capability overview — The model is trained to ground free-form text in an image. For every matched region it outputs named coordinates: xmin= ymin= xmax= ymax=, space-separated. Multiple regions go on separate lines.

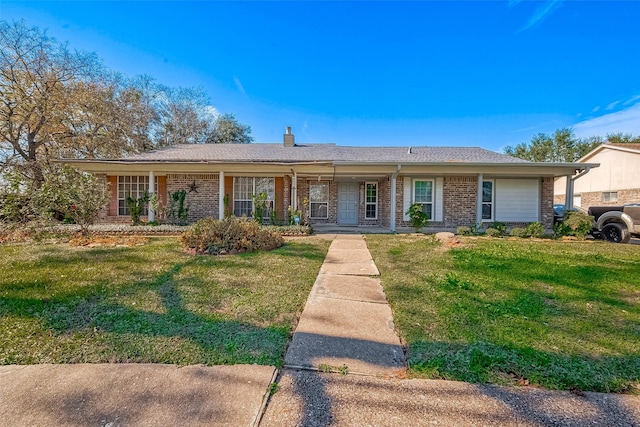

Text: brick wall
xmin=540 ymin=177 xmax=554 ymax=229
xmin=166 ymin=174 xmax=219 ymax=222
xmin=580 ymin=188 xmax=640 ymax=210
xmin=442 ymin=176 xmax=477 ymax=228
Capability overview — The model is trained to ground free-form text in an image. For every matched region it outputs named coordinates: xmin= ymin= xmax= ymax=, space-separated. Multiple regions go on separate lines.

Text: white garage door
xmin=495 ymin=179 xmax=539 ymax=222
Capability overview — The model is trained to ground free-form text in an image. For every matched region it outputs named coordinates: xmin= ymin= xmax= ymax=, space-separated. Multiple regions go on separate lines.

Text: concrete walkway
xmin=282 ymin=234 xmax=405 ymax=377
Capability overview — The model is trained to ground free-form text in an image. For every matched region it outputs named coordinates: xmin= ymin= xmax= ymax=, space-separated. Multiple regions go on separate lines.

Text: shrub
xmin=525 ymin=222 xmax=545 ymax=238
xmin=264 ymin=225 xmax=312 ymax=236
xmin=484 ymin=228 xmax=502 ymax=237
xmin=488 ymin=222 xmax=507 ymax=236
xmin=554 ymin=211 xmax=594 ymax=239
xmin=167 ymin=190 xmax=189 ymax=225
xmin=509 ymin=227 xmax=528 ymax=238
xmin=405 ymin=203 xmax=429 ymax=232
xmin=31 ymin=166 xmax=110 ymax=235
xmin=179 ymin=217 xmax=284 ymax=254
xmin=456 ymin=226 xmax=472 ymax=236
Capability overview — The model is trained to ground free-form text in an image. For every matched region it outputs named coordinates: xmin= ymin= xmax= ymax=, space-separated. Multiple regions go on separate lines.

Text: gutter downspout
xmin=390 ymin=164 xmax=401 ymax=232
xmin=566 ymin=166 xmax=592 ymax=210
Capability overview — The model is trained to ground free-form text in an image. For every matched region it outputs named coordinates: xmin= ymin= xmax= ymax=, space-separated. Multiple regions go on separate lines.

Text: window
xmin=602 ymin=191 xmax=618 ymax=203
xmin=365 ymin=182 xmax=377 ymax=219
xmin=482 ymin=180 xmax=494 ymax=220
xmin=233 ymin=177 xmax=275 ymax=218
xmin=310 ymin=183 xmax=329 ymax=218
xmin=118 ymin=176 xmax=157 ymax=216
xmin=413 ymin=180 xmax=433 ymax=220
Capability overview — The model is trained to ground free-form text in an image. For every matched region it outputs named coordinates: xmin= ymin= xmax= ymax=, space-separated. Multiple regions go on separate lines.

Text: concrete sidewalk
xmin=0 ymin=364 xmax=276 ymax=427
xmin=283 ymin=234 xmax=405 ymax=376
xmin=261 ymin=233 xmax=640 ymax=426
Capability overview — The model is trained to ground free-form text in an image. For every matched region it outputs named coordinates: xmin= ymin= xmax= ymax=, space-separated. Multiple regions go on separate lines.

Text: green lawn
xmin=366 ymin=235 xmax=640 ymax=393
xmin=0 ymin=237 xmax=329 ymax=366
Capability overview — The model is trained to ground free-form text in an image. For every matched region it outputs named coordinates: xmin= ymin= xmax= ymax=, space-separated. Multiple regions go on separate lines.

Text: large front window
xmin=118 ymin=176 xmax=157 ymax=216
xmin=413 ymin=180 xmax=433 ymax=220
xmin=365 ymin=182 xmax=377 ymax=219
xmin=310 ymin=183 xmax=329 ymax=218
xmin=482 ymin=180 xmax=494 ymax=220
xmin=233 ymin=177 xmax=274 ymax=218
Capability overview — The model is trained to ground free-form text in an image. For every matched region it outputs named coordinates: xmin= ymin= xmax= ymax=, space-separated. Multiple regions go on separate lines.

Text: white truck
xmin=588 ymin=204 xmax=640 ymax=243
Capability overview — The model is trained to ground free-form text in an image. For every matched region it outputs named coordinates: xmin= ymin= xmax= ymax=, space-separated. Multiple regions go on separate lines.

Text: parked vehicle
xmin=588 ymin=204 xmax=640 ymax=243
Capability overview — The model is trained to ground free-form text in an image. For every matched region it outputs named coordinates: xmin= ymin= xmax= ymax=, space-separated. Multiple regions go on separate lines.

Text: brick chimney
xmin=284 ymin=126 xmax=295 ymax=147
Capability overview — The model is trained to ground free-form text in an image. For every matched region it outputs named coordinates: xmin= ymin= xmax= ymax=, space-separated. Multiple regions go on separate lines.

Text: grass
xmin=365 ymin=235 xmax=640 ymax=393
xmin=0 ymin=237 xmax=330 ymax=367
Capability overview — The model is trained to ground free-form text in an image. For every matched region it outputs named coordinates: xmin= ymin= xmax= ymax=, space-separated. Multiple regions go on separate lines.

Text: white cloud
xmin=605 ymin=100 xmax=620 ymax=110
xmin=574 ymin=102 xmax=640 ymax=138
xmin=519 ymin=0 xmax=564 ymax=32
xmin=591 ymin=106 xmax=600 ymax=113
xmin=623 ymin=95 xmax=640 ymax=106
xmin=233 ymin=76 xmax=247 ymax=97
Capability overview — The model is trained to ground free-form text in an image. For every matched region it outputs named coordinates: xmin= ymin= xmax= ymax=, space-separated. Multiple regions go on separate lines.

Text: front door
xmin=338 ymin=182 xmax=358 ymax=225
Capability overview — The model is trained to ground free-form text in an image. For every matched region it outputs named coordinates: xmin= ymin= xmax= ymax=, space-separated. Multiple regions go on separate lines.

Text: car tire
xmin=602 ymin=223 xmax=631 ymax=243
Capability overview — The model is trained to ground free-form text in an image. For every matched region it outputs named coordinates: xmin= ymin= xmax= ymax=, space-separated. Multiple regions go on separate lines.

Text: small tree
xmin=167 ymin=190 xmax=189 ymax=225
xmin=126 ymin=192 xmax=149 ymax=226
xmin=31 ymin=166 xmax=110 ymax=235
xmin=406 ymin=203 xmax=429 ymax=232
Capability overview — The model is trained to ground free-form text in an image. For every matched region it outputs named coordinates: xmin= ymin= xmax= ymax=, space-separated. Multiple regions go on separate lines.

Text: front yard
xmin=366 ymin=235 xmax=640 ymax=393
xmin=0 ymin=237 xmax=330 ymax=366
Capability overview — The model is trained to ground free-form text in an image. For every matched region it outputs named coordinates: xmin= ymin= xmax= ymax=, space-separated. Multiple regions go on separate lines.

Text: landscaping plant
xmin=406 ymin=203 xmax=429 ymax=232
xmin=179 ymin=216 xmax=284 ymax=254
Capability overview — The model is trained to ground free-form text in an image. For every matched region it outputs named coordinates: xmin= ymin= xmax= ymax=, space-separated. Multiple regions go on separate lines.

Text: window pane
xmin=366 ymin=183 xmax=377 ymax=203
xmin=415 ymin=181 xmax=432 ymax=203
xmin=422 ymin=203 xmax=433 ymax=220
xmin=366 ymin=204 xmax=376 ymax=219
xmin=310 ymin=202 xmax=328 ymax=218
xmin=482 ymin=181 xmax=493 ymax=203
xmin=482 ymin=203 xmax=492 ymax=220
xmin=256 ymin=177 xmax=274 ymax=200
xmin=310 ymin=184 xmax=328 ymax=203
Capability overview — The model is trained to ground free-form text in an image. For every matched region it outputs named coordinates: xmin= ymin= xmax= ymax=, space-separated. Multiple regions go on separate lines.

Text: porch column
xmin=565 ymin=174 xmax=573 ymax=210
xmin=219 ymin=171 xmax=225 ymax=219
xmin=148 ymin=171 xmax=155 ymax=222
xmin=291 ymin=170 xmax=298 ymax=211
xmin=390 ymin=174 xmax=397 ymax=232
xmin=476 ymin=173 xmax=483 ymax=226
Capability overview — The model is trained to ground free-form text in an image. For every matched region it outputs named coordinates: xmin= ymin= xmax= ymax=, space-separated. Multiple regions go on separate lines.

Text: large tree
xmin=505 ymin=128 xmax=601 ymax=162
xmin=0 ymin=21 xmax=160 ymax=186
xmin=206 ymin=113 xmax=253 ymax=144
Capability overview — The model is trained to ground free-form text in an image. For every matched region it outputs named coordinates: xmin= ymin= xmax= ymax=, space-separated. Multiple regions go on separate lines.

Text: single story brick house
xmin=62 ymin=128 xmax=597 ymax=231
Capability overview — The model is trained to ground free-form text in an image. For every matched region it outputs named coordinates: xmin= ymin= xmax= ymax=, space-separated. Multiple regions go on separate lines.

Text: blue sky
xmin=2 ymin=1 xmax=640 ymax=151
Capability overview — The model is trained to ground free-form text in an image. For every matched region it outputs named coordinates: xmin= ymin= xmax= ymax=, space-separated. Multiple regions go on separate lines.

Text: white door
xmin=338 ymin=182 xmax=358 ymax=225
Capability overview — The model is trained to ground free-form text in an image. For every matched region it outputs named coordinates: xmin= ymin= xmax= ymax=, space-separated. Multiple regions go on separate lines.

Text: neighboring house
xmin=554 ymin=143 xmax=640 ymax=210
xmin=62 ymin=128 xmax=595 ymax=231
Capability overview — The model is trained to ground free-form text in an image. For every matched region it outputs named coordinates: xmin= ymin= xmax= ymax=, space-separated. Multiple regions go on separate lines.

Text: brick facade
xmin=95 ymin=172 xmax=558 ymax=229
xmin=166 ymin=174 xmax=219 ymax=222
xmin=578 ymin=188 xmax=640 ymax=210
xmin=443 ymin=176 xmax=477 ymax=228
xmin=540 ymin=177 xmax=554 ymax=229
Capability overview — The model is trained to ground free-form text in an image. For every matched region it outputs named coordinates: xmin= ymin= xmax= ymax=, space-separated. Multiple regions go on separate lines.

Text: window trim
xmin=481 ymin=179 xmax=494 ymax=222
xmin=365 ymin=182 xmax=378 ymax=220
xmin=309 ymin=182 xmax=329 ymax=219
xmin=413 ymin=179 xmax=434 ymax=220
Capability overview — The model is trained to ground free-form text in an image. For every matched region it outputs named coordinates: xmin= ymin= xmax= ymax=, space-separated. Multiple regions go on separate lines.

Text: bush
xmin=488 ymin=222 xmax=507 ymax=236
xmin=509 ymin=227 xmax=528 ymax=238
xmin=485 ymin=228 xmax=502 ymax=237
xmin=554 ymin=211 xmax=594 ymax=239
xmin=456 ymin=226 xmax=472 ymax=236
xmin=264 ymin=225 xmax=312 ymax=236
xmin=525 ymin=222 xmax=545 ymax=238
xmin=405 ymin=203 xmax=429 ymax=232
xmin=179 ymin=217 xmax=284 ymax=254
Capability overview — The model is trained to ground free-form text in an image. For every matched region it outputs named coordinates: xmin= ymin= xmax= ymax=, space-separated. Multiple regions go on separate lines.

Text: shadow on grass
xmin=0 ymin=251 xmax=308 ymax=366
